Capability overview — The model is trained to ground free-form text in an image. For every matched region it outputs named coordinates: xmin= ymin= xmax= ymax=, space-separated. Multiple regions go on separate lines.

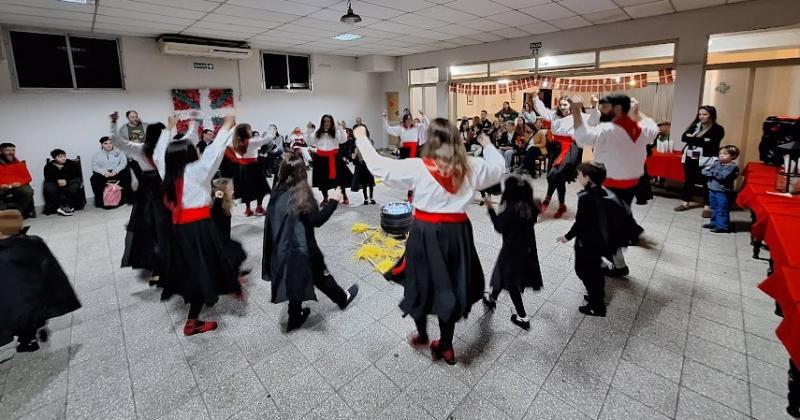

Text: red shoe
xmin=430 ymin=340 xmax=456 ymax=365
xmin=540 ymin=198 xmax=551 ymax=213
xmin=255 ymin=206 xmax=265 ymax=215
xmin=183 ymin=319 xmax=218 ymax=336
xmin=408 ymin=333 xmax=429 ymax=347
xmin=244 ymin=208 xmax=254 ymax=217
xmin=554 ymin=205 xmax=567 ymax=219
xmin=342 ymin=197 xmax=349 ymax=205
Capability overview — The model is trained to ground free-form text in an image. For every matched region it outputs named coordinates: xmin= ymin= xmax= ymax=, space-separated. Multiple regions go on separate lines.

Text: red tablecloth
xmin=739 ymin=162 xmax=800 ymax=364
xmin=646 ymin=151 xmax=684 ymax=182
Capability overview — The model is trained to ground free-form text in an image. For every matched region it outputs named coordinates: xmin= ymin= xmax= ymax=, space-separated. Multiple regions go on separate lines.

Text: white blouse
xmin=304 ymin=129 xmax=347 ymax=152
xmin=154 ymin=126 xmax=234 ymax=209
xmin=532 ymin=97 xmax=597 ymax=137
xmin=356 ymin=137 xmax=504 ymax=213
xmin=383 ymin=116 xmax=429 ymax=144
xmin=233 ymin=134 xmax=271 ymax=159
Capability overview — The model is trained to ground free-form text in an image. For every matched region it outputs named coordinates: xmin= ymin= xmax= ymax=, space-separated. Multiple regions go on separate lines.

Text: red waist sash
xmin=553 ymin=135 xmax=573 ymax=166
xmin=173 ymin=206 xmax=211 ymax=224
xmin=316 ymin=148 xmax=338 ymax=180
xmin=603 ymin=178 xmax=639 ymax=189
xmin=401 ymin=141 xmax=418 ymax=158
xmin=414 ymin=209 xmax=468 ymax=223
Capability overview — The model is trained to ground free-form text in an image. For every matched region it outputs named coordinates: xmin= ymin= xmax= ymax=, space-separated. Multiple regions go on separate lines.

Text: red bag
xmin=103 ymin=182 xmax=122 ymax=207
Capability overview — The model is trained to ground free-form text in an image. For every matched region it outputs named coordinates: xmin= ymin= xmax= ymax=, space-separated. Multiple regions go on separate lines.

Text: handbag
xmin=103 ymin=181 xmax=122 ymax=207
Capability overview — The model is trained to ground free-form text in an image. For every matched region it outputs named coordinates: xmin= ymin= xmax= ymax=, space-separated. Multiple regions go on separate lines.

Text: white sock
xmin=515 ymin=314 xmax=529 ymax=322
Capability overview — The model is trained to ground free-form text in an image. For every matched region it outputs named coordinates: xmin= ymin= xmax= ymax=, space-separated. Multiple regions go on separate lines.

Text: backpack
xmin=103 ymin=181 xmax=122 ymax=207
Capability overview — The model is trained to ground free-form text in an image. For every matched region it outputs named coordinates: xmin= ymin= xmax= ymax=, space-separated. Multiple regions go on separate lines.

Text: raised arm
xmin=383 ymin=117 xmax=402 ymax=137
xmin=354 ymin=126 xmax=418 ymax=191
xmin=304 ymin=126 xmax=318 ymax=146
xmin=336 ymin=128 xmax=348 ymax=145
xmin=109 ymin=118 xmax=144 ymax=155
xmin=532 ymin=96 xmax=556 ymax=121
xmin=188 ymin=118 xmax=235 ymax=184
xmin=153 ymin=128 xmax=172 ymax=179
xmin=181 ymin=120 xmax=200 ymax=144
xmin=303 ymin=200 xmax=338 ymax=228
xmin=470 ymin=134 xmax=505 ymax=191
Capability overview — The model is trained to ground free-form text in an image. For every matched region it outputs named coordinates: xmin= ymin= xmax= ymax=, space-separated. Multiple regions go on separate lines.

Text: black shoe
xmin=482 ymin=296 xmax=497 ymax=311
xmin=602 ymin=266 xmax=629 ymax=278
xmin=635 ymin=200 xmax=647 ymax=205
xmin=702 ymin=223 xmax=715 ymax=229
xmin=287 ymin=308 xmax=311 ymax=332
xmin=579 ymin=305 xmax=606 ymax=317
xmin=788 ymin=405 xmax=800 ymax=418
xmin=38 ymin=328 xmax=49 ymax=343
xmin=56 ymin=206 xmax=73 ymax=216
xmin=370 ymin=199 xmax=376 ymax=205
xmin=364 ymin=200 xmax=369 ymax=205
xmin=339 ymin=284 xmax=359 ymax=309
xmin=711 ymin=228 xmax=731 ymax=233
xmin=583 ymin=295 xmax=589 ymax=302
xmin=510 ymin=314 xmax=530 ymax=330
xmin=16 ymin=340 xmax=40 ymax=353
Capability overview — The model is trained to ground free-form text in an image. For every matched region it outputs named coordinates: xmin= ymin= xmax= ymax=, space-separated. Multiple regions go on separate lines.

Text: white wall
xmin=0 ymin=35 xmax=384 ymax=203
xmin=385 ymin=0 xmax=800 ymax=145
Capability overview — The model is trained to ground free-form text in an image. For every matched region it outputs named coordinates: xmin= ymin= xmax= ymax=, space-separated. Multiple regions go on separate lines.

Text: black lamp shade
xmin=340 ymin=5 xmax=362 ymax=24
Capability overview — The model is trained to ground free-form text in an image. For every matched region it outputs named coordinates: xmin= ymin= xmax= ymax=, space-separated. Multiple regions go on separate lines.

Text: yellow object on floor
xmin=351 ymin=222 xmax=405 ymax=274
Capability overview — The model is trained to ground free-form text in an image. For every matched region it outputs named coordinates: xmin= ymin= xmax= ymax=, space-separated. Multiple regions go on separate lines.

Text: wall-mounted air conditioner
xmin=157 ymin=35 xmax=252 ymax=60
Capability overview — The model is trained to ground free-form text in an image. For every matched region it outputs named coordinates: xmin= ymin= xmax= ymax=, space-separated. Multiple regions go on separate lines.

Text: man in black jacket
xmin=43 ymin=149 xmax=84 ymax=216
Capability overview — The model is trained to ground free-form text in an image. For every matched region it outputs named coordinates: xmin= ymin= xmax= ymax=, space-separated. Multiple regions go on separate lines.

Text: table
xmin=646 ymin=151 xmax=684 ymax=182
xmin=738 ymin=162 xmax=800 ymax=367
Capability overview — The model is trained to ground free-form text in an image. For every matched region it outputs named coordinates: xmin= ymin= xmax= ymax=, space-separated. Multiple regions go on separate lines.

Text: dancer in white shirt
xmin=306 ymin=115 xmax=352 ymax=205
xmin=355 ymin=118 xmax=504 ymax=365
xmin=383 ymin=110 xmax=429 ymax=201
xmin=225 ymin=123 xmax=271 ymax=216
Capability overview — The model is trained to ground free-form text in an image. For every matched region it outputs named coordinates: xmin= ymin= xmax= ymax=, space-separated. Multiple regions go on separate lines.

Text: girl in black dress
xmin=351 ymin=143 xmax=376 ymax=205
xmin=211 ymin=178 xmax=247 ymax=276
xmin=482 ymin=175 xmax=543 ymax=330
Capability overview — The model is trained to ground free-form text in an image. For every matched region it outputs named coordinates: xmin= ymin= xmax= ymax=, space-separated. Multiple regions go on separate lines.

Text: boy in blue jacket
xmin=702 ymin=145 xmax=740 ymax=233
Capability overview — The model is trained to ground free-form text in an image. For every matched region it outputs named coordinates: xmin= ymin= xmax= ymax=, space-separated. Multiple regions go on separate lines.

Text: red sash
xmin=422 ymin=158 xmax=458 ymax=193
xmin=402 ymin=141 xmax=418 ymax=158
xmin=552 ymin=135 xmax=573 ymax=167
xmin=613 ymin=116 xmax=642 ymax=142
xmin=167 ymin=177 xmax=212 ymax=224
xmin=414 ymin=209 xmax=468 ymax=223
xmin=603 ymin=178 xmax=639 ymax=189
xmin=224 ymin=148 xmax=257 ymax=164
xmin=316 ymin=149 xmax=338 ymax=180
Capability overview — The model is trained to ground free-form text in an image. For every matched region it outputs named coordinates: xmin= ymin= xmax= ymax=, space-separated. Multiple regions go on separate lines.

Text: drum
xmin=380 ymin=202 xmax=413 ymax=236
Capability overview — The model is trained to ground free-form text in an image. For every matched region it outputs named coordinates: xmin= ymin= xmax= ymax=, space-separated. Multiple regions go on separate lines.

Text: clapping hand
xmin=110 ymin=112 xmax=118 ymax=123
xmin=568 ymin=95 xmax=584 ymax=114
xmin=328 ymin=187 xmax=344 ymax=203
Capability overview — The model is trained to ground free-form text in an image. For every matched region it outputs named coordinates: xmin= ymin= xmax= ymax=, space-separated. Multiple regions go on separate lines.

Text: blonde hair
xmin=420 ymin=118 xmax=471 ymax=191
xmin=212 ymin=177 xmax=234 ymax=216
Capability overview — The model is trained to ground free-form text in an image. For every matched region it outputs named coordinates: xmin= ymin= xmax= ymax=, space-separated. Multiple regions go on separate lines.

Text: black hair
xmin=577 ymin=161 xmax=607 ymax=186
xmin=315 ymin=114 xmax=336 ymax=139
xmin=481 ymin=110 xmax=487 ymax=114
xmin=0 ymin=142 xmax=15 ymax=149
xmin=602 ymin=95 xmax=631 ymax=114
xmin=500 ymin=175 xmax=537 ymax=222
xmin=99 ymin=136 xmax=111 ymax=144
xmin=144 ymin=122 xmax=166 ymax=158
xmin=125 ymin=110 xmax=137 ymax=118
xmin=459 ymin=119 xmax=470 ymax=132
xmin=50 ymin=149 xmax=66 ymax=159
xmin=161 ymin=140 xmax=199 ymax=206
xmin=689 ymin=105 xmax=718 ymax=129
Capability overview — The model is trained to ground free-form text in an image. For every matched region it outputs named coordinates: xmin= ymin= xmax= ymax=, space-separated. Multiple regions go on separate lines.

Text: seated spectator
xmin=89 ymin=137 xmax=131 ymax=208
xmin=0 ymin=143 xmax=35 ymax=218
xmin=43 ymin=149 xmax=84 ymax=216
xmin=495 ymin=101 xmax=519 ymax=122
xmin=522 ymin=118 xmax=549 ymax=176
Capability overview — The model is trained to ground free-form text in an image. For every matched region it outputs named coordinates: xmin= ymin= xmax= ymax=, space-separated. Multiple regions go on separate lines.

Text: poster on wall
xmin=171 ymin=88 xmax=235 ymax=135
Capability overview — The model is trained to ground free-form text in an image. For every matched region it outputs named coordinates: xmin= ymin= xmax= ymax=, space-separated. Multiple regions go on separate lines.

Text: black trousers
xmin=681 ymin=159 xmax=708 ymax=204
xmin=414 ymin=317 xmax=456 ymax=349
xmin=90 ymin=170 xmax=131 ymax=207
xmin=43 ymin=179 xmax=83 ymax=213
xmin=521 ymin=148 xmax=543 ymax=177
xmin=490 ymin=287 xmax=526 ymax=317
xmin=288 ymin=261 xmax=347 ymax=320
xmin=546 ymin=179 xmax=566 ymax=204
xmin=575 ymin=248 xmax=605 ymax=308
xmin=790 ymin=359 xmax=800 ymax=413
xmin=1 ymin=184 xmax=35 ymax=218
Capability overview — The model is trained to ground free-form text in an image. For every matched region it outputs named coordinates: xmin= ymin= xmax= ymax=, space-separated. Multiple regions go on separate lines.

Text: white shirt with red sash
xmin=573 ymin=116 xmax=659 ymax=189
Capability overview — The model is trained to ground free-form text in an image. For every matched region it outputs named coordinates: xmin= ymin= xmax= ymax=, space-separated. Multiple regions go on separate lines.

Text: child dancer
xmin=0 ymin=210 xmax=81 ymax=353
xmin=351 ymin=142 xmax=376 ymax=205
xmin=482 ymin=175 xmax=543 ymax=330
xmin=211 ymin=178 xmax=248 ymax=275
xmin=355 ymin=119 xmax=504 ymax=365
xmin=155 ymin=115 xmax=241 ymax=336
xmin=305 ymin=115 xmax=352 ymax=205
xmin=226 ymin=123 xmax=271 ymax=216
xmin=111 ymin=112 xmax=179 ymax=284
xmin=262 ymin=152 xmax=358 ymax=331
xmin=288 ymin=127 xmax=312 ymax=166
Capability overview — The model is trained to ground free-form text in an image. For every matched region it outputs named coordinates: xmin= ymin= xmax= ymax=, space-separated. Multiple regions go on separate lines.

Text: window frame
xmin=260 ymin=50 xmax=313 ymax=92
xmin=4 ymin=27 xmax=126 ymax=92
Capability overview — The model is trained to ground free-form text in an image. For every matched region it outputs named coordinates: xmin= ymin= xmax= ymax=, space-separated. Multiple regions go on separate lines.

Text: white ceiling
xmin=0 ymin=0 xmax=751 ymax=57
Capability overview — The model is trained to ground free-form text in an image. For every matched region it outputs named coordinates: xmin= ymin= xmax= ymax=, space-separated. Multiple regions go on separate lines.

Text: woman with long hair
xmin=225 ymin=123 xmax=271 ymax=216
xmin=384 ymin=110 xmax=429 ymax=201
xmin=533 ymin=94 xmax=598 ymax=218
xmin=110 ymin=112 xmax=177 ymax=285
xmin=354 ymin=119 xmax=504 ymax=365
xmin=211 ymin=177 xmax=247 ymax=276
xmin=675 ymin=105 xmax=725 ymax=217
xmin=306 ymin=114 xmax=353 ymax=205
xmin=155 ymin=115 xmax=241 ymax=336
xmin=262 ymin=151 xmax=358 ymax=331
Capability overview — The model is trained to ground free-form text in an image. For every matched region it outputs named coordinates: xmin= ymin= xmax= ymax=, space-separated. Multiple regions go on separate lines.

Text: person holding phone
xmin=675 ymin=106 xmax=725 ymax=217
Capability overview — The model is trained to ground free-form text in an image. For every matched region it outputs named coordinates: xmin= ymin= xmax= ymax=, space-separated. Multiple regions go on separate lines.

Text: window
xmin=537 ymin=52 xmax=596 ymax=71
xmin=9 ymin=30 xmax=123 ymax=89
xmin=262 ymin=52 xmax=311 ymax=90
xmin=449 ymin=63 xmax=488 ymax=80
xmin=409 ymin=67 xmax=438 ymax=85
xmin=707 ymin=26 xmax=800 ymax=65
xmin=489 ymin=58 xmax=535 ymax=76
xmin=599 ymin=43 xmax=675 ymax=68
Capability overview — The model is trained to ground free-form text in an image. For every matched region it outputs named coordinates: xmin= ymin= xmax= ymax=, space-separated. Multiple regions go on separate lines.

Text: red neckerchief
xmin=422 ymin=158 xmax=458 ymax=193
xmin=613 ymin=115 xmax=642 ymax=142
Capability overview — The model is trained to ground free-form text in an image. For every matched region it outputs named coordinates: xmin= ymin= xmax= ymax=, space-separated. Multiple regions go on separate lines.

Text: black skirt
xmin=312 ymin=152 xmax=353 ymax=191
xmin=161 ymin=218 xmax=241 ymax=306
xmin=400 ymin=219 xmax=485 ymax=321
xmin=122 ymin=170 xmax=171 ymax=273
xmin=547 ymin=142 xmax=582 ymax=184
xmin=351 ymin=160 xmax=375 ymax=191
xmin=490 ymin=243 xmax=543 ymax=292
xmin=234 ymin=161 xmax=270 ymax=202
xmin=399 ymin=145 xmax=417 ymax=159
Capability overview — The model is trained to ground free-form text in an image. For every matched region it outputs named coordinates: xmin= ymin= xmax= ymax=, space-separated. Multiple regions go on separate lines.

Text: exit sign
xmin=529 ymin=42 xmax=542 ymax=49
xmin=193 ymin=62 xmax=215 ymax=70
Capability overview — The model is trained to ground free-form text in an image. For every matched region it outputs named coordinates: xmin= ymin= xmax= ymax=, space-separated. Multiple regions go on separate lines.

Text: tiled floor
xmin=0 ymin=177 xmax=792 ymax=420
